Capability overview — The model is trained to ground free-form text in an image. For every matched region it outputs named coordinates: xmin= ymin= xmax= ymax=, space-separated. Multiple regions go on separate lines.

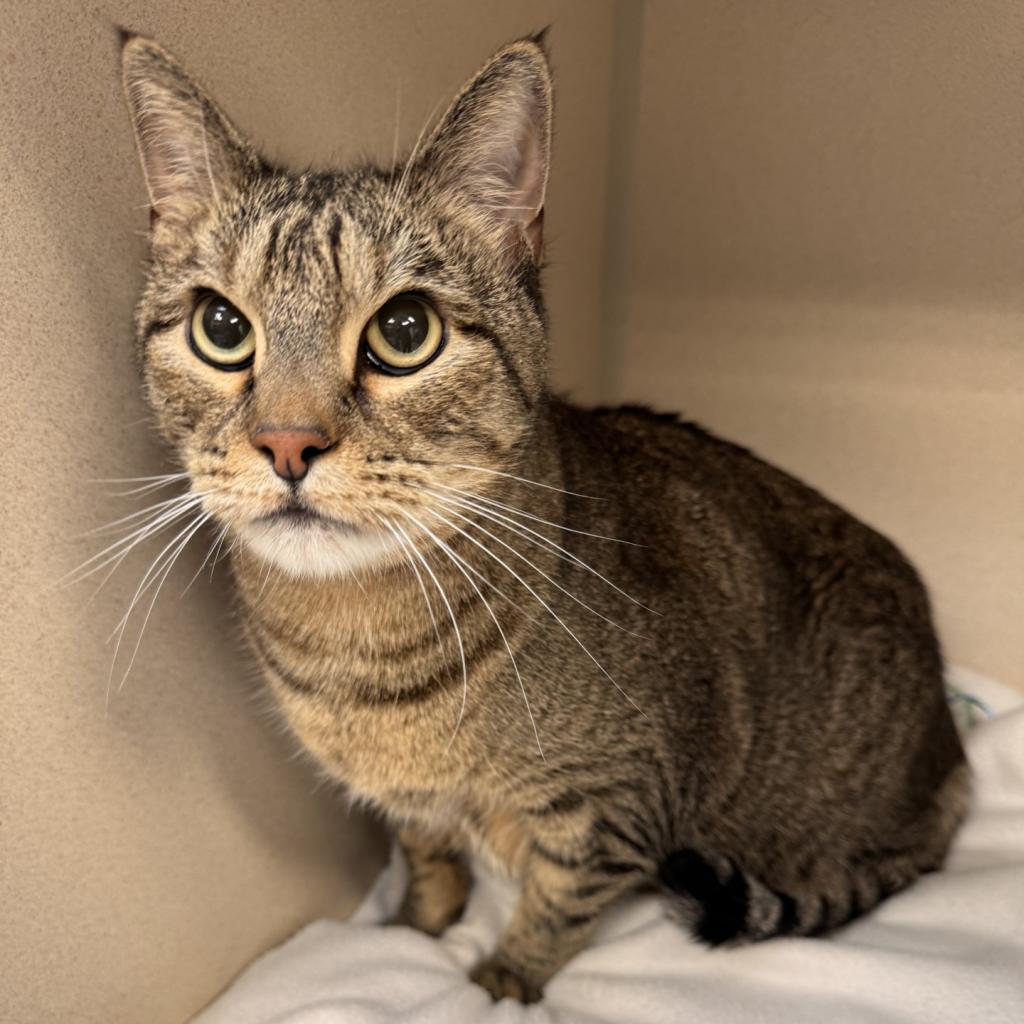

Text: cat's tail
xmin=657 ymin=847 xmax=918 ymax=944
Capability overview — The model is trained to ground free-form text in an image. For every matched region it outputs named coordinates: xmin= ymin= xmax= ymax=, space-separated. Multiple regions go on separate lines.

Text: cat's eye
xmin=363 ymin=295 xmax=445 ymax=374
xmin=189 ymin=293 xmax=256 ymax=370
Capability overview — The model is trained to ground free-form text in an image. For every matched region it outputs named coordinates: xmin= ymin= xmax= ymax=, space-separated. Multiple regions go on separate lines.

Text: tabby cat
xmin=120 ymin=31 xmax=967 ymax=1003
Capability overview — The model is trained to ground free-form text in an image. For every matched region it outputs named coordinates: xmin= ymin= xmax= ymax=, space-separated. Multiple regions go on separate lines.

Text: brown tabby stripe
xmin=574 ymin=878 xmax=616 ymax=900
xmin=249 ymin=632 xmax=317 ymax=695
xmin=327 ymin=212 xmax=342 ymax=280
xmin=250 ymin=602 xmax=436 ymax=664
xmin=531 ymin=841 xmax=588 ymax=869
xmin=459 ymin=323 xmax=532 ymax=409
xmin=595 ymin=816 xmax=650 ymax=857
xmin=593 ymin=858 xmax=647 ymax=876
xmin=524 ymin=790 xmax=586 ymax=817
xmin=350 ymin=668 xmax=464 ymax=708
xmin=533 ymin=887 xmax=599 ymax=930
xmin=143 ymin=315 xmax=183 ymax=342
xmin=263 ymin=220 xmax=281 ymax=276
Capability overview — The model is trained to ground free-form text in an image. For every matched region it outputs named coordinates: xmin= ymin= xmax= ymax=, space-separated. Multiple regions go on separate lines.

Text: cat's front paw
xmin=470 ymin=956 xmax=544 ymax=1004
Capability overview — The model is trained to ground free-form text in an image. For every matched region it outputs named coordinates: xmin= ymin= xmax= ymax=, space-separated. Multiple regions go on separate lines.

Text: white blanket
xmin=195 ymin=671 xmax=1024 ymax=1024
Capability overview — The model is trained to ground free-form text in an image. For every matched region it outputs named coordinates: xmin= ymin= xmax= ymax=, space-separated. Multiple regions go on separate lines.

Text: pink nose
xmin=251 ymin=428 xmax=332 ymax=482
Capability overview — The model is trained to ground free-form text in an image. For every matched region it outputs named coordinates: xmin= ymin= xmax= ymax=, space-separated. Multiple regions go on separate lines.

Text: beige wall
xmin=614 ymin=0 xmax=1024 ymax=693
xmin=3 ymin=1 xmax=1021 ymax=1022
xmin=0 ymin=2 xmax=616 ymax=1022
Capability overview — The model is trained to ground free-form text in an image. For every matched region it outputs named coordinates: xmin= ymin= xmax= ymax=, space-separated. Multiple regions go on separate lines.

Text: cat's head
xmin=121 ymin=32 xmax=552 ymax=578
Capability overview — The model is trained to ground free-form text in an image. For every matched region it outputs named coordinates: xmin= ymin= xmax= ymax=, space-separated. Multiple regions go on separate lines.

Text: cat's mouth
xmin=242 ymin=499 xmax=393 ymax=578
xmin=256 ymin=502 xmax=362 ymax=534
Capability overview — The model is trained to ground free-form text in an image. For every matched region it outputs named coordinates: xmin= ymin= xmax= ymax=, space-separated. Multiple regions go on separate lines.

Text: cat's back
xmin=556 ymin=399 xmax=935 ymax=654
xmin=564 ymin=400 xmax=907 ymax=570
xmin=569 ymin=400 xmax=840 ymax=524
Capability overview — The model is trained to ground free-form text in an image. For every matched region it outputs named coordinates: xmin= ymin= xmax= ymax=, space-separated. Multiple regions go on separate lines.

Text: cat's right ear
xmin=120 ymin=32 xmax=256 ymax=231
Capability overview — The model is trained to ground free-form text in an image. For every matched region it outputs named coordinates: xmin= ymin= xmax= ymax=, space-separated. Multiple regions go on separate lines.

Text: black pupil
xmin=378 ymin=298 xmax=428 ymax=354
xmin=203 ymin=299 xmax=251 ymax=349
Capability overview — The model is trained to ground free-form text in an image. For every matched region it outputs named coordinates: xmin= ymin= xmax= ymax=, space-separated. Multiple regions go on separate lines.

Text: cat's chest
xmin=279 ymin=688 xmax=471 ymax=801
xmin=276 ymin=687 xmax=532 ymax=876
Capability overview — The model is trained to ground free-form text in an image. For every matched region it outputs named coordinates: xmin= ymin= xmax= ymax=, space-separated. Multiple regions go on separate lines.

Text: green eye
xmin=364 ymin=295 xmax=445 ymax=373
xmin=189 ymin=294 xmax=255 ymax=370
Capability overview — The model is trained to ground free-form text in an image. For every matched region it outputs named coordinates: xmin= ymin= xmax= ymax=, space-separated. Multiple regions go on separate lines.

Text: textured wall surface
xmin=615 ymin=0 xmax=1024 ymax=693
xmin=0 ymin=2 xmax=615 ymax=1022
xmin=4 ymin=1 xmax=1021 ymax=1021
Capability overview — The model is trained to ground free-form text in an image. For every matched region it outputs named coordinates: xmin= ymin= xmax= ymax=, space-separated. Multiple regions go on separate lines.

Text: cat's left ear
xmin=120 ymin=32 xmax=257 ymax=232
xmin=420 ymin=34 xmax=552 ymax=261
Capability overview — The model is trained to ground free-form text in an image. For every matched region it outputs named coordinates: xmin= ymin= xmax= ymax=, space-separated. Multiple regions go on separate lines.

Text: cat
xmin=119 ymin=30 xmax=967 ymax=1003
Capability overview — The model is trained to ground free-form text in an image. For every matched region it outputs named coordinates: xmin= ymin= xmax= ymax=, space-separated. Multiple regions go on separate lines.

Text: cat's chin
xmin=240 ymin=517 xmax=395 ymax=579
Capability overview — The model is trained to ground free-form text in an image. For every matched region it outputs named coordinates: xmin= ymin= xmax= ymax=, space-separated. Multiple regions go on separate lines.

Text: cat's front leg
xmin=472 ymin=842 xmax=644 ymax=1003
xmin=393 ymin=822 xmax=471 ymax=937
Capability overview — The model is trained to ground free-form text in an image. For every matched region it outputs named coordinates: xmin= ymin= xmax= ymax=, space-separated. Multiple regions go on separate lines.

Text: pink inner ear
xmin=490 ymin=111 xmax=548 ymax=258
xmin=510 ymin=113 xmax=547 ymax=217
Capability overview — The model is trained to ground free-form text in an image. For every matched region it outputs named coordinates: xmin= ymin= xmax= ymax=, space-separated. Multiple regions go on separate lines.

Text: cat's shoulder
xmin=556 ymin=399 xmax=756 ymax=466
xmin=553 ymin=398 xmax=840 ymax=525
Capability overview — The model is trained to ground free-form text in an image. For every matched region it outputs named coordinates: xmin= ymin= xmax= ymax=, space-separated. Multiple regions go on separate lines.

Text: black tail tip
xmin=660 ymin=848 xmax=749 ymax=946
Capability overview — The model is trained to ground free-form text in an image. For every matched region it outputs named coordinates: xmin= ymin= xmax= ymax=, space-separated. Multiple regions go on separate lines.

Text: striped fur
xmin=121 ymin=34 xmax=969 ymax=1003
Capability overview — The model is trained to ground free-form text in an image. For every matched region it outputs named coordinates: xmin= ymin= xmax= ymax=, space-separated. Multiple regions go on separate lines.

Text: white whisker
xmin=61 ymin=493 xmax=206 ymax=589
xmin=417 ymin=507 xmax=648 ymax=720
xmin=91 ymin=472 xmax=190 ymax=497
xmin=106 ymin=510 xmax=211 ymax=707
xmin=114 ymin=511 xmax=211 ymax=696
xmin=84 ymin=500 xmax=205 ymax=605
xmin=402 ymin=509 xmax=543 ymax=759
xmin=91 ymin=472 xmax=188 ymax=485
xmin=79 ymin=489 xmax=201 ymax=538
xmin=107 ymin=511 xmax=209 ymax=641
xmin=91 ymin=473 xmax=182 ymax=483
xmin=424 ymin=488 xmax=658 ymax=615
xmin=181 ymin=523 xmax=229 ymax=597
xmin=257 ymin=551 xmax=275 ymax=599
xmin=449 ymin=463 xmax=603 ymax=499
xmin=396 ymin=507 xmax=517 ymax=607
xmin=429 ymin=503 xmax=649 ymax=640
xmin=350 ymin=567 xmax=368 ymax=597
xmin=378 ymin=515 xmax=442 ymax=651
xmin=209 ymin=527 xmax=233 ymax=581
xmin=390 ymin=518 xmax=468 ymax=751
xmin=433 ymin=483 xmax=643 ymax=546
xmin=110 ymin=478 xmax=190 ymax=498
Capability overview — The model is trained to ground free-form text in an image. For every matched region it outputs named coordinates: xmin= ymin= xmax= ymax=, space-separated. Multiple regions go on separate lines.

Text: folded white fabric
xmin=195 ymin=673 xmax=1024 ymax=1024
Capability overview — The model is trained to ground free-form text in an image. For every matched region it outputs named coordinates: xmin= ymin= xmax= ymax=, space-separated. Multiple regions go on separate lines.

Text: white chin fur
xmin=241 ymin=519 xmax=396 ymax=579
